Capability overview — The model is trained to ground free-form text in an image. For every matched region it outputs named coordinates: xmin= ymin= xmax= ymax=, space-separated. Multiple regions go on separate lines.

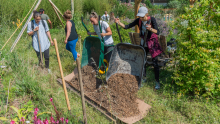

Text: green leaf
xmin=10 ymin=106 xmax=21 ymax=119
xmin=37 ymin=112 xmax=51 ymax=116
xmin=0 ymin=117 xmax=8 ymax=121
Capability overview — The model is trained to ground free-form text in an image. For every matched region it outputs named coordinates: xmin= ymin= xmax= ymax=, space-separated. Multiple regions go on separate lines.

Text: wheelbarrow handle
xmin=116 ymin=16 xmax=123 ymax=43
xmin=81 ymin=16 xmax=91 ymax=35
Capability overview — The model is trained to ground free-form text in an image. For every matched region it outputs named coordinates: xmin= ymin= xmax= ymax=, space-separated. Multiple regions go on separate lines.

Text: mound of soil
xmin=70 ymin=65 xmax=104 ymax=93
xmin=69 ymin=66 xmax=140 ymax=118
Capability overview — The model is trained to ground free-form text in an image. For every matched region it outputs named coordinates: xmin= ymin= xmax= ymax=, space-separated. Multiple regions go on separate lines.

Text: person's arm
xmin=28 ymin=27 xmax=39 ymax=36
xmin=65 ymin=21 xmax=72 ymax=44
xmin=115 ymin=18 xmax=139 ymax=29
xmin=87 ymin=32 xmax=97 ymax=35
xmin=146 ymin=17 xmax=159 ymax=35
xmin=46 ymin=31 xmax=54 ymax=45
xmin=101 ymin=27 xmax=112 ymax=37
xmin=47 ymin=19 xmax=52 ymax=29
xmin=100 ymin=22 xmax=112 ymax=37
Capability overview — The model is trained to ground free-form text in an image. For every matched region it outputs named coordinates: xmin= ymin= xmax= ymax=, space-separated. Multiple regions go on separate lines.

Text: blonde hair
xmin=63 ymin=10 xmax=72 ymax=19
xmin=89 ymin=12 xmax=98 ymax=18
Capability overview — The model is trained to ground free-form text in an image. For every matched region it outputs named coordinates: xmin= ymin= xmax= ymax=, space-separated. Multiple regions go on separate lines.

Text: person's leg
xmin=35 ymin=51 xmax=41 ymax=65
xmin=143 ymin=47 xmax=149 ymax=78
xmin=104 ymin=44 xmax=114 ymax=62
xmin=44 ymin=48 xmax=50 ymax=69
xmin=152 ymin=56 xmax=160 ymax=89
xmin=68 ymin=39 xmax=78 ymax=61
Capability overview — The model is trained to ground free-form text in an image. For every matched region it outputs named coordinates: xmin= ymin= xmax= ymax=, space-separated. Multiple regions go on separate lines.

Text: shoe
xmin=155 ymin=81 xmax=160 ymax=90
xmin=48 ymin=69 xmax=51 ymax=73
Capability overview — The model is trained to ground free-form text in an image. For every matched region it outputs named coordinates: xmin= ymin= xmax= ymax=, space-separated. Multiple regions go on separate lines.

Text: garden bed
xmin=69 ymin=65 xmax=140 ymax=117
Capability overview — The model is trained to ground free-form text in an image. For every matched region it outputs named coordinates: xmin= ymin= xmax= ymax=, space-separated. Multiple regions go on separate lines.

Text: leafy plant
xmin=172 ymin=0 xmax=220 ymax=98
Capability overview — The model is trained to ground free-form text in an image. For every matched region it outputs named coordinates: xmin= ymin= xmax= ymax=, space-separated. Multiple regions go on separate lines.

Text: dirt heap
xmin=69 ymin=65 xmax=140 ymax=118
xmin=70 ymin=65 xmax=104 ymax=93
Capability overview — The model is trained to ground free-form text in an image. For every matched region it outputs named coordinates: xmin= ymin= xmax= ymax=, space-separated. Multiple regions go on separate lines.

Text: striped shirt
xmin=27 ymin=20 xmax=50 ymax=52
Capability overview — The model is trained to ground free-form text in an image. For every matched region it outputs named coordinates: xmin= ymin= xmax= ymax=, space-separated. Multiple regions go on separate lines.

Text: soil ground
xmin=69 ymin=65 xmax=140 ymax=118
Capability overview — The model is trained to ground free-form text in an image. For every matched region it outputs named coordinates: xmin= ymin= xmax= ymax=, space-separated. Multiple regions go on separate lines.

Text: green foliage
xmin=172 ymin=0 xmax=220 ymax=98
xmin=82 ymin=0 xmax=111 ymax=15
xmin=113 ymin=2 xmax=134 ymax=19
xmin=145 ymin=0 xmax=153 ymax=8
xmin=0 ymin=101 xmax=34 ymax=123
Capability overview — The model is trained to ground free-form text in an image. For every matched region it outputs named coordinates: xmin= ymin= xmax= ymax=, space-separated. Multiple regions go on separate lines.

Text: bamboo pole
xmin=71 ymin=0 xmax=74 ymax=15
xmin=76 ymin=58 xmax=87 ymax=124
xmin=37 ymin=31 xmax=43 ymax=66
xmin=10 ymin=0 xmax=42 ymax=52
xmin=1 ymin=0 xmax=38 ymax=51
xmin=48 ymin=0 xmax=63 ymax=16
xmin=135 ymin=0 xmax=142 ymax=33
xmin=54 ymin=39 xmax=71 ymax=111
xmin=49 ymin=1 xmax=65 ymax=28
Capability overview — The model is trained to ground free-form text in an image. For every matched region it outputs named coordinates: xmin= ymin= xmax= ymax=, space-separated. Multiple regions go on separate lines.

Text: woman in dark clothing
xmin=63 ymin=10 xmax=80 ymax=61
xmin=115 ymin=7 xmax=163 ymax=89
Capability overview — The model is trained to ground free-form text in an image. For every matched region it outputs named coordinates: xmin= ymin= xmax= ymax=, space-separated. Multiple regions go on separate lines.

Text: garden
xmin=0 ymin=0 xmax=220 ymax=123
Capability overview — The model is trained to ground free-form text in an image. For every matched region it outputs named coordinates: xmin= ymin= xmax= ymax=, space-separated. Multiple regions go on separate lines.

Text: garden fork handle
xmin=116 ymin=16 xmax=122 ymax=43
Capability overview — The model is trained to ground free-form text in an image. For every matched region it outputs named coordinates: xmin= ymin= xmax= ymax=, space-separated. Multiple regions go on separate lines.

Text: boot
xmin=155 ymin=81 xmax=160 ymax=90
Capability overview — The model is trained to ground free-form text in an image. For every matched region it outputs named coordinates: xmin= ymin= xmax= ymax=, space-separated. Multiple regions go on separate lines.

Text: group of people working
xmin=27 ymin=7 xmax=162 ymax=90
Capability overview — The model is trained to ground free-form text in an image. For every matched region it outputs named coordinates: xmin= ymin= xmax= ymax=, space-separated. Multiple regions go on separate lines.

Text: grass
xmin=0 ymin=1 xmax=220 ymax=123
xmin=1 ymin=25 xmax=220 ymax=123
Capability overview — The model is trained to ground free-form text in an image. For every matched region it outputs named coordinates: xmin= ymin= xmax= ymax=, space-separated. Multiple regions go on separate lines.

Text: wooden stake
xmin=10 ymin=0 xmax=42 ymax=52
xmin=76 ymin=58 xmax=87 ymax=124
xmin=135 ymin=0 xmax=142 ymax=33
xmin=37 ymin=31 xmax=43 ymax=66
xmin=71 ymin=0 xmax=74 ymax=15
xmin=54 ymin=39 xmax=71 ymax=111
xmin=1 ymin=0 xmax=38 ymax=51
xmin=49 ymin=2 xmax=65 ymax=28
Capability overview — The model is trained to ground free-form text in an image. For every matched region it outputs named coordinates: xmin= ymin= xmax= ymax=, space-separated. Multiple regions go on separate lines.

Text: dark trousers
xmin=36 ymin=48 xmax=50 ymax=68
xmin=104 ymin=43 xmax=114 ymax=62
xmin=143 ymin=47 xmax=159 ymax=82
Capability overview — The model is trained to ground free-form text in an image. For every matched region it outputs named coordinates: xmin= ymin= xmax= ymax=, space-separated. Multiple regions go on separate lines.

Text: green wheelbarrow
xmin=81 ymin=17 xmax=108 ymax=74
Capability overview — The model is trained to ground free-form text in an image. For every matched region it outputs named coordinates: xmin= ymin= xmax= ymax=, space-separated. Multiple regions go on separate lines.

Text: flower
xmin=20 ymin=117 xmax=25 ymax=122
xmin=43 ymin=118 xmax=49 ymax=124
xmin=65 ymin=118 xmax=68 ymax=124
xmin=10 ymin=120 xmax=15 ymax=124
xmin=50 ymin=98 xmax=53 ymax=102
xmin=60 ymin=117 xmax=64 ymax=123
xmin=35 ymin=107 xmax=39 ymax=112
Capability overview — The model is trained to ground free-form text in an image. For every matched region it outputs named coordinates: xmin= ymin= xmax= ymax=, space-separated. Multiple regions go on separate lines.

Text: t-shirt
xmin=93 ymin=21 xmax=114 ymax=45
xmin=41 ymin=14 xmax=50 ymax=20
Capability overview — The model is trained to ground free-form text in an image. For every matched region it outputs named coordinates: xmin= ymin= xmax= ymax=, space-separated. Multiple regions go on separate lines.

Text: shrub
xmin=82 ymin=0 xmax=111 ymax=15
xmin=172 ymin=0 xmax=220 ymax=98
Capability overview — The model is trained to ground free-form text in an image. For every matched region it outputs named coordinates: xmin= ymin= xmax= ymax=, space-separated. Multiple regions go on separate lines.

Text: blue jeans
xmin=66 ymin=38 xmax=78 ymax=61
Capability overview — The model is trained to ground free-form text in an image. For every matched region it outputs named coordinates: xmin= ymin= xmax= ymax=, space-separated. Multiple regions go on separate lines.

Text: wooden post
xmin=76 ymin=58 xmax=87 ymax=124
xmin=10 ymin=0 xmax=42 ymax=52
xmin=135 ymin=0 xmax=142 ymax=33
xmin=71 ymin=0 xmax=74 ymax=15
xmin=37 ymin=31 xmax=43 ymax=66
xmin=1 ymin=0 xmax=38 ymax=51
xmin=49 ymin=1 xmax=65 ymax=28
xmin=54 ymin=39 xmax=71 ymax=111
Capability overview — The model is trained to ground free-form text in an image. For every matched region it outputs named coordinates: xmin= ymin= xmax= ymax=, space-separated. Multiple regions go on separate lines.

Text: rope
xmin=1 ymin=0 xmax=38 ymax=51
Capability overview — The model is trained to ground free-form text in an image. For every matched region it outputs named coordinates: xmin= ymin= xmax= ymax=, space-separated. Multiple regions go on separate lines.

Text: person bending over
xmin=89 ymin=12 xmax=114 ymax=62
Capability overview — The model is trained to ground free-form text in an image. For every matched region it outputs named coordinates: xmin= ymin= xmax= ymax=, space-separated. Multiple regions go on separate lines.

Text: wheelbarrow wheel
xmin=99 ymin=59 xmax=109 ymax=75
